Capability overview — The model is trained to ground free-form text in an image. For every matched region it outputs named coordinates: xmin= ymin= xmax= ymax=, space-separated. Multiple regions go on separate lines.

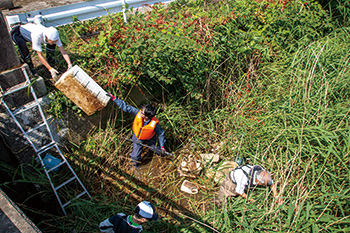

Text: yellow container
xmin=55 ymin=65 xmax=109 ymax=116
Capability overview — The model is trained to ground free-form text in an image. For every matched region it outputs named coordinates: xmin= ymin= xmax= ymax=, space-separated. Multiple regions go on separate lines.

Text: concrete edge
xmin=0 ymin=189 xmax=41 ymax=233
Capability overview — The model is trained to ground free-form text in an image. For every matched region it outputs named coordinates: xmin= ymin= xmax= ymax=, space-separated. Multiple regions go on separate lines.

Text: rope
xmin=157 ymin=206 xmax=220 ymax=233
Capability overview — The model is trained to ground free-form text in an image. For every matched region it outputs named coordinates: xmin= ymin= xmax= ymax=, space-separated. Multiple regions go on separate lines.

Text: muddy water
xmin=131 ymin=154 xmax=208 ymax=210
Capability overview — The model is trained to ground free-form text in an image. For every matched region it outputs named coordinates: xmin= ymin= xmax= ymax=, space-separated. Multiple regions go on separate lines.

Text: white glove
xmin=49 ymin=68 xmax=59 ymax=80
xmin=67 ymin=64 xmax=73 ymax=71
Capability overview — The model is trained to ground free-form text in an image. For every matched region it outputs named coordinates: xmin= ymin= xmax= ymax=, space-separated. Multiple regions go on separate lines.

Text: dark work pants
xmin=11 ymin=25 xmax=34 ymax=73
xmin=130 ymin=134 xmax=162 ymax=167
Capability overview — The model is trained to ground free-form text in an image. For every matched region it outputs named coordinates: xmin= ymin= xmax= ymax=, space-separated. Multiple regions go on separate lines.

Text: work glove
xmin=67 ymin=64 xmax=73 ymax=71
xmin=161 ymin=146 xmax=166 ymax=155
xmin=49 ymin=68 xmax=59 ymax=81
xmin=106 ymin=93 xmax=116 ymax=101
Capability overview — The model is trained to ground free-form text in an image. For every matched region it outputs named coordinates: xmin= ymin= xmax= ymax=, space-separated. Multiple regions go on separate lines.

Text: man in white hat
xmin=217 ymin=164 xmax=282 ymax=204
xmin=99 ymin=201 xmax=159 ymax=233
xmin=11 ymin=23 xmax=72 ymax=80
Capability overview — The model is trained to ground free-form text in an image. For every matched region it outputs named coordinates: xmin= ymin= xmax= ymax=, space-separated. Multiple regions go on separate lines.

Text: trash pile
xmin=177 ymin=144 xmax=239 ymax=195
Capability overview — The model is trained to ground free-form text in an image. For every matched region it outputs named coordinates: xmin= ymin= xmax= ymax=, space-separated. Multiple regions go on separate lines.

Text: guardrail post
xmin=122 ymin=0 xmax=127 ymax=23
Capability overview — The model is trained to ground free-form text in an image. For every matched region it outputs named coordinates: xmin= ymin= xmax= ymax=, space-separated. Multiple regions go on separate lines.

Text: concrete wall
xmin=0 ymin=11 xmax=20 ymax=72
xmin=0 ymin=8 xmax=105 ymax=224
xmin=0 ymin=189 xmax=41 ymax=233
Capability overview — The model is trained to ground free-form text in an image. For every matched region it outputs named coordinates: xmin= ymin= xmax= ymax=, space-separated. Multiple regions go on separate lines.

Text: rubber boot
xmin=24 ymin=56 xmax=37 ymax=76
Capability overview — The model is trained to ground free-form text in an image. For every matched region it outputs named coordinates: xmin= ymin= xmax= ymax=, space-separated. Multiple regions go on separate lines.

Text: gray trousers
xmin=130 ymin=133 xmax=162 ymax=166
xmin=218 ymin=174 xmax=239 ymax=202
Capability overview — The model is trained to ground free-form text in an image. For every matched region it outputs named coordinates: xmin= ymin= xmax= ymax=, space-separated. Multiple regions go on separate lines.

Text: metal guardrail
xmin=6 ymin=0 xmax=174 ymax=27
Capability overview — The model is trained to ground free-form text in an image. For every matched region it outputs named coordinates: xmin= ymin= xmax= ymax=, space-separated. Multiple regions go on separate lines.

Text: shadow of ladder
xmin=0 ymin=65 xmax=91 ymax=215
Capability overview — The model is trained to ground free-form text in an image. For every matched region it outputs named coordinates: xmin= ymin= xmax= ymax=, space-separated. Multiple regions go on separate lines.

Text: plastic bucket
xmin=43 ymin=153 xmax=61 ymax=172
xmin=180 ymin=180 xmax=199 ymax=194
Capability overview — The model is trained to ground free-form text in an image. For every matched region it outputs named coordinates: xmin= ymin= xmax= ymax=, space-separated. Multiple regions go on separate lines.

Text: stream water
xmin=130 ymin=153 xmax=208 ymax=211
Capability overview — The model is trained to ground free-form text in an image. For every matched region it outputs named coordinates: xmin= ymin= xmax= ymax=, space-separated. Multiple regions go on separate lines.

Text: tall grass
xmin=200 ymin=28 xmax=350 ymax=232
xmin=2 ymin=0 xmax=350 ymax=232
xmin=47 ymin=30 xmax=349 ymax=232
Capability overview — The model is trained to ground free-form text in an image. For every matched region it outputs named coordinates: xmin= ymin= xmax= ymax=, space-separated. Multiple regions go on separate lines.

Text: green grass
xmin=1 ymin=0 xmax=350 ymax=232
xmin=54 ymin=36 xmax=350 ymax=231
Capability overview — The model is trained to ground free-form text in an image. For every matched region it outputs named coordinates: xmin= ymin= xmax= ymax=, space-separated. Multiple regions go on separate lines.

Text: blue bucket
xmin=43 ymin=154 xmax=61 ymax=172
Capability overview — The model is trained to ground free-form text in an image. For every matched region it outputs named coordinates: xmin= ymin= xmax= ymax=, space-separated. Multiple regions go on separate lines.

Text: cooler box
xmin=43 ymin=153 xmax=61 ymax=172
xmin=55 ymin=65 xmax=110 ymax=115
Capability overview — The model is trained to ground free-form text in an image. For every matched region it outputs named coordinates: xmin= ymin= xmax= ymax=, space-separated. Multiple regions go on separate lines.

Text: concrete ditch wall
xmin=0 ymin=189 xmax=41 ymax=233
xmin=0 ymin=7 xmax=43 ymax=232
xmin=0 ymin=7 xmax=111 ymax=230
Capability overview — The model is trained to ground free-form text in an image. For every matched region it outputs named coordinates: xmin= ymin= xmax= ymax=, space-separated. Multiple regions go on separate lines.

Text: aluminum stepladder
xmin=0 ymin=65 xmax=91 ymax=215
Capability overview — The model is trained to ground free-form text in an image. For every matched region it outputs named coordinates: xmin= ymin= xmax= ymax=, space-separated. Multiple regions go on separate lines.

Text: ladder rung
xmin=37 ymin=141 xmax=56 ymax=155
xmin=26 ymin=122 xmax=46 ymax=134
xmin=46 ymin=160 xmax=67 ymax=173
xmin=2 ymin=81 xmax=30 ymax=97
xmin=13 ymin=101 xmax=39 ymax=116
xmin=62 ymin=191 xmax=88 ymax=208
xmin=55 ymin=177 xmax=76 ymax=191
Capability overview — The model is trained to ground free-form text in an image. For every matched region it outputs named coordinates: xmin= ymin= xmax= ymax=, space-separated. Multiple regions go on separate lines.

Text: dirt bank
xmin=2 ymin=0 xmax=83 ymax=15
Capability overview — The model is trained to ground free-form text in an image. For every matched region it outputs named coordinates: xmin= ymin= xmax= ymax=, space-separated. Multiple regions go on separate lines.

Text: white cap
xmin=136 ymin=201 xmax=158 ymax=220
xmin=45 ymin=26 xmax=59 ymax=41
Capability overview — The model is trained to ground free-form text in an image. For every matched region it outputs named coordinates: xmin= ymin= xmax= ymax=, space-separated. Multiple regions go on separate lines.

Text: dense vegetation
xmin=2 ymin=0 xmax=349 ymax=232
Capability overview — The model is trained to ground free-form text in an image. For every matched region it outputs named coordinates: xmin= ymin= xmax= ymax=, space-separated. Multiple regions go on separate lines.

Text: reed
xmin=1 ymin=0 xmax=350 ymax=232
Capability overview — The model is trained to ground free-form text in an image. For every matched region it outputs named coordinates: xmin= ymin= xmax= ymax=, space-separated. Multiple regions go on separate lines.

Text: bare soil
xmin=3 ymin=0 xmax=83 ymax=15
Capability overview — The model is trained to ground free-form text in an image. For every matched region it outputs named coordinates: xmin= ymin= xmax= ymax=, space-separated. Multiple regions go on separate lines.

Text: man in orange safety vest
xmin=107 ymin=93 xmax=166 ymax=167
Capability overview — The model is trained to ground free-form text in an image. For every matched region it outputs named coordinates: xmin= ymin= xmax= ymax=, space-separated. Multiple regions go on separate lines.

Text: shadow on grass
xmin=64 ymin=143 xmax=221 ymax=233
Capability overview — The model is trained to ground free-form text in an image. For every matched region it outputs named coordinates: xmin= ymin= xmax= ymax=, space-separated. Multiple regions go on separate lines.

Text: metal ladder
xmin=0 ymin=65 xmax=91 ymax=215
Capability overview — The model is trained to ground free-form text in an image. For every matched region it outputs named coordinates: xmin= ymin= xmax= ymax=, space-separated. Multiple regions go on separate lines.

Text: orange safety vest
xmin=132 ymin=110 xmax=159 ymax=140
